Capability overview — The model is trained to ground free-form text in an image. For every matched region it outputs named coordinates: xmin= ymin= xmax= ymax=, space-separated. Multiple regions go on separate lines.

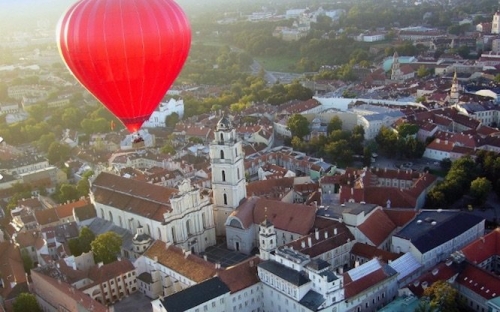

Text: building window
xmin=224 ymin=193 xmax=228 ymax=205
xmin=186 ymin=219 xmax=193 ymax=236
xmin=222 ymin=170 xmax=226 ymax=182
xmin=220 ymin=150 xmax=225 ymax=160
xmin=237 ymin=168 xmax=240 ymax=180
xmin=220 ymin=133 xmax=224 ymax=142
xmin=171 ymin=227 xmax=176 ymax=243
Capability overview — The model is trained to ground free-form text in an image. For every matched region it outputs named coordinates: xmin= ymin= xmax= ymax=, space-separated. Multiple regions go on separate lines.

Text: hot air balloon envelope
xmin=57 ymin=0 xmax=191 ymax=132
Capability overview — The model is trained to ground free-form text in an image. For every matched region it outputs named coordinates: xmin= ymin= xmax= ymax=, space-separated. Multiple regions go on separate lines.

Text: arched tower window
xmin=220 ymin=133 xmax=224 ymax=142
xmin=220 ymin=150 xmax=224 ymax=159
xmin=118 ymin=216 xmax=123 ymax=228
xmin=235 ymin=147 xmax=237 ymax=157
xmin=222 ymin=170 xmax=226 ymax=182
xmin=100 ymin=208 xmax=104 ymax=218
xmin=237 ymin=168 xmax=241 ymax=180
xmin=108 ymin=211 xmax=113 ymax=222
xmin=224 ymin=193 xmax=228 ymax=205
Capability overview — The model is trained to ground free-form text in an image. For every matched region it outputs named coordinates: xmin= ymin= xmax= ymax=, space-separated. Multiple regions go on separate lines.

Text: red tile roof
xmin=13 ymin=231 xmax=38 ymax=248
xmin=457 ymin=264 xmax=500 ymax=300
xmin=143 ymin=241 xmax=217 ymax=283
xmin=35 ymin=208 xmax=59 ymax=226
xmin=382 ymin=208 xmax=417 ymax=227
xmin=82 ymin=258 xmax=136 ymax=290
xmin=217 ymin=257 xmax=261 ymax=293
xmin=31 ymin=270 xmax=108 ymax=312
xmin=343 ymin=260 xmax=395 ymax=299
xmin=0 ymin=242 xmax=27 ymax=300
xmin=282 ymin=99 xmax=321 ymax=114
xmin=358 ymin=208 xmax=397 ymax=246
xmin=92 ymin=172 xmax=178 ymax=222
xmin=55 ymin=199 xmax=89 ymax=219
xmin=426 ymin=138 xmax=455 ymax=152
xmin=230 ymin=197 xmax=316 ymax=235
xmin=246 ymin=178 xmax=294 ymax=199
xmin=461 ymin=228 xmax=500 ymax=264
xmin=350 ymin=243 xmax=401 ymax=263
xmin=254 ymin=198 xmax=316 ymax=235
xmin=287 ymin=223 xmax=354 ymax=258
xmin=407 ymin=261 xmax=459 ymax=296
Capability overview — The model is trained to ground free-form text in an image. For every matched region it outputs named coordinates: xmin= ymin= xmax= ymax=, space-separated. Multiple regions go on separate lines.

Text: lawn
xmin=254 ymin=55 xmax=302 ymax=72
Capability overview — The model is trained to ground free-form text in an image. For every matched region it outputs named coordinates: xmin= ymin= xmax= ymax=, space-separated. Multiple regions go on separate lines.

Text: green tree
xmin=13 ymin=293 xmax=41 ymax=312
xmin=456 ymin=46 xmax=470 ymax=59
xmin=291 ymin=136 xmax=306 ymax=151
xmin=76 ymin=178 xmax=90 ymax=198
xmin=422 ymin=280 xmax=462 ymax=312
xmin=397 ymin=123 xmax=419 ymax=137
xmin=21 ymin=249 xmax=33 ymax=274
xmin=287 ymin=114 xmax=310 ymax=139
xmin=160 ymin=143 xmax=176 ymax=155
xmin=47 ymin=142 xmax=71 ymax=165
xmin=165 ymin=112 xmax=180 ymax=128
xmin=79 ymin=227 xmax=96 ymax=254
xmin=91 ymin=232 xmax=122 ymax=264
xmin=58 ymin=184 xmax=80 ymax=203
xmin=325 ymin=140 xmax=353 ymax=167
xmin=68 ymin=238 xmax=82 ymax=257
xmin=375 ymin=126 xmax=398 ymax=157
xmin=414 ymin=301 xmax=436 ymax=312
xmin=417 ymin=65 xmax=430 ymax=78
xmin=327 ymin=116 xmax=343 ymax=134
xmin=470 ymin=177 xmax=492 ymax=204
xmin=35 ymin=133 xmax=56 ymax=153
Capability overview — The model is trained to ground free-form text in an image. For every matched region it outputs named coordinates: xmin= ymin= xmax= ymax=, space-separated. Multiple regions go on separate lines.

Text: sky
xmin=0 ymin=0 xmax=211 ymax=32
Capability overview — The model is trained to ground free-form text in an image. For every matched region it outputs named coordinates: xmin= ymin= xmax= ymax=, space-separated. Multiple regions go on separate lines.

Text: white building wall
xmin=226 ymin=283 xmax=262 ymax=312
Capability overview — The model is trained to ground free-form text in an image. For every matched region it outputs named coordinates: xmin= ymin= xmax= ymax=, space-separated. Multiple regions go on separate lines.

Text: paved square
xmin=113 ymin=291 xmax=153 ymax=312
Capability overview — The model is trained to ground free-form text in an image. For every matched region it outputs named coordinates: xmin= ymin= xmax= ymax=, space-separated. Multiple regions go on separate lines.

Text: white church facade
xmin=90 ymin=172 xmax=216 ymax=254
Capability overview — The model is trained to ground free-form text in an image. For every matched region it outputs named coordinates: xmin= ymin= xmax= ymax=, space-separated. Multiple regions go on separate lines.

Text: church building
xmin=90 ymin=172 xmax=216 ymax=255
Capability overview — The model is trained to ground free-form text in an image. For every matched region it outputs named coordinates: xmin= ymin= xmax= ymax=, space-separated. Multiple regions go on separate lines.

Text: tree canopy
xmin=91 ymin=232 xmax=122 ymax=264
xmin=287 ymin=114 xmax=310 ymax=139
xmin=13 ymin=293 xmax=41 ymax=312
xmin=422 ymin=280 xmax=463 ymax=312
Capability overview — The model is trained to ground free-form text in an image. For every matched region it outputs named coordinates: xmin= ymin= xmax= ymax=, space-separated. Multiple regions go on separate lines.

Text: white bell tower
xmin=449 ymin=71 xmax=460 ymax=104
xmin=259 ymin=208 xmax=276 ymax=261
xmin=210 ymin=115 xmax=247 ymax=236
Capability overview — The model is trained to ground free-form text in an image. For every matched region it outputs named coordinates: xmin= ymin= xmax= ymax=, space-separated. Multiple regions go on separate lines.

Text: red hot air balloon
xmin=57 ymin=0 xmax=191 ymax=133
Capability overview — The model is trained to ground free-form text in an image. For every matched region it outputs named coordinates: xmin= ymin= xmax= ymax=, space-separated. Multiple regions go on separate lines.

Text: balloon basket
xmin=132 ymin=134 xmax=145 ymax=149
